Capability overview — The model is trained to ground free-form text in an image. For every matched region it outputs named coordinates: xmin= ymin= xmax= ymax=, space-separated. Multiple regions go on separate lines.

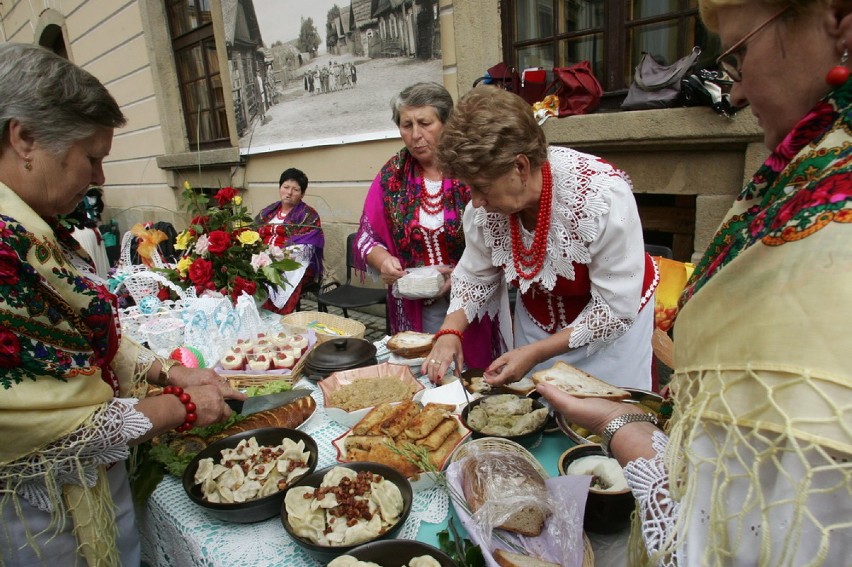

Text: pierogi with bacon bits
xmin=284 ymin=466 xmax=404 ymax=546
xmin=194 ymin=436 xmax=312 ymax=503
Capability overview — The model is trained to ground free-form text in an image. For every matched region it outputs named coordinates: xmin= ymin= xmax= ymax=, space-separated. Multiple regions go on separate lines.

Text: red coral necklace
xmin=420 ymin=178 xmax=444 ymax=215
xmin=510 ymin=161 xmax=552 ymax=279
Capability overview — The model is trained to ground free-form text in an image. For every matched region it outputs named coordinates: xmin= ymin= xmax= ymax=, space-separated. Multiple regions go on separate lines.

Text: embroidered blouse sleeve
xmin=623 ymin=429 xmax=680 ymax=566
xmin=568 ymin=176 xmax=646 ymax=349
xmin=448 ymin=204 xmax=504 ymax=322
xmin=353 ymin=172 xmax=390 ymax=274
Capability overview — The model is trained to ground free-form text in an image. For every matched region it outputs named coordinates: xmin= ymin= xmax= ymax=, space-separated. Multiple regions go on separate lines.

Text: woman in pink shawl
xmin=354 ymin=82 xmax=500 ymax=370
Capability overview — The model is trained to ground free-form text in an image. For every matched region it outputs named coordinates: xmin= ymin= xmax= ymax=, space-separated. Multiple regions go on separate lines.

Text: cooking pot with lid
xmin=303 ymin=337 xmax=377 ymax=380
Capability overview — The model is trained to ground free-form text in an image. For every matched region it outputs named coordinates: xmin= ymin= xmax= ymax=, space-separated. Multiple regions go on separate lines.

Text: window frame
xmin=500 ymin=0 xmax=715 ymax=105
xmin=166 ymin=0 xmax=230 ymax=150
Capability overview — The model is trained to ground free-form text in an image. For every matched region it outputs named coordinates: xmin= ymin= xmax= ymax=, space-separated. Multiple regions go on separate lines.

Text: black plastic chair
xmin=316 ymin=233 xmax=388 ymax=331
xmin=644 ymin=243 xmax=674 ymax=259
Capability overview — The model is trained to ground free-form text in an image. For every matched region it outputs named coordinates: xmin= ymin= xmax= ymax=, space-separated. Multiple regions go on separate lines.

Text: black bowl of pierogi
xmin=281 ymin=462 xmax=414 ymax=562
xmin=182 ymin=427 xmax=318 ymax=523
xmin=328 ymin=539 xmax=458 ymax=567
xmin=461 ymin=393 xmax=549 ymax=447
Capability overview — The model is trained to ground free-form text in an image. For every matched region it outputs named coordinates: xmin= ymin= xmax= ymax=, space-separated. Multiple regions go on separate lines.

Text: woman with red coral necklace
xmin=353 ymin=82 xmax=500 ymax=369
xmin=423 ymin=85 xmax=658 ymax=390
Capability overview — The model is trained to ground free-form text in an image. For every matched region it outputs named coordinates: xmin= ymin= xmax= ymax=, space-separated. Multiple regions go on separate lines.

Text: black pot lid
xmin=305 ymin=337 xmax=377 ymax=371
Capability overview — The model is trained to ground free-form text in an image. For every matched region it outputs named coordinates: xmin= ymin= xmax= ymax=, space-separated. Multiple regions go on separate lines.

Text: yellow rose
xmin=233 ymin=195 xmax=243 ymax=205
xmin=176 ymin=257 xmax=193 ymax=276
xmin=237 ymin=230 xmax=260 ymax=246
xmin=174 ymin=231 xmax=194 ymax=251
xmin=183 ymin=180 xmax=191 ymax=190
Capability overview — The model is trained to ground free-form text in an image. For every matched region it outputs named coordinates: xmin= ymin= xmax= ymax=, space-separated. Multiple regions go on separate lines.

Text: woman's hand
xmin=421 ymin=335 xmax=464 ymax=384
xmin=379 ymin=255 xmax=405 ymax=285
xmin=536 ymin=382 xmax=637 ymax=436
xmin=483 ymin=345 xmax=539 ymax=385
xmin=168 ymin=365 xmax=247 ymax=400
xmin=435 ymin=265 xmax=453 ymax=297
xmin=181 ymin=384 xmax=239 ymax=429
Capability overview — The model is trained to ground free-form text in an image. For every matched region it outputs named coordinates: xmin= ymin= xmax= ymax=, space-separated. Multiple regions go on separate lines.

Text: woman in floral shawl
xmin=541 ymin=1 xmax=852 ymax=565
xmin=354 ymin=82 xmax=500 ymax=369
xmin=255 ymin=167 xmax=324 ymax=314
xmin=0 ymin=44 xmax=243 ymax=566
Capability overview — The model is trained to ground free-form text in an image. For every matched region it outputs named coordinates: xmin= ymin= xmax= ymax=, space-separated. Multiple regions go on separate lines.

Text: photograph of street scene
xmin=228 ymin=0 xmax=442 ymax=153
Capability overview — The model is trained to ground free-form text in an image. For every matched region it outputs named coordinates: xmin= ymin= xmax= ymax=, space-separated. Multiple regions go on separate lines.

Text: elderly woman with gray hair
xmin=353 ymin=81 xmax=500 ymax=370
xmin=0 ymin=44 xmax=243 ymax=565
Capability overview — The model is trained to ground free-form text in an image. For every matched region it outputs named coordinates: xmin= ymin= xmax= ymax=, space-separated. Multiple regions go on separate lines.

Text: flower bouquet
xmin=159 ymin=182 xmax=299 ymax=304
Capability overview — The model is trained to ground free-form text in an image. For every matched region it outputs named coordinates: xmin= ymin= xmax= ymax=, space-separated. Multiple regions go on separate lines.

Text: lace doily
xmin=140 ymin=377 xmax=449 ymax=566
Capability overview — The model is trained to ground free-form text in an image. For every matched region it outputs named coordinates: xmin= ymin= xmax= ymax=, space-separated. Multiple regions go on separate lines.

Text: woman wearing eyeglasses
xmin=540 ymin=1 xmax=852 ymax=565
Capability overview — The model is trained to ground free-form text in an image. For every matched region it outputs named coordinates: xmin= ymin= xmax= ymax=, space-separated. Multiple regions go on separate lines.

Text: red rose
xmin=0 ymin=325 xmax=21 ymax=367
xmin=0 ymin=243 xmax=20 ymax=286
xmin=188 ymin=258 xmax=213 ymax=286
xmin=189 ymin=215 xmax=209 ymax=236
xmin=207 ymin=230 xmax=231 ymax=255
xmin=213 ymin=187 xmax=238 ymax=207
xmin=157 ymin=287 xmax=171 ymax=301
xmin=231 ymin=276 xmax=257 ymax=301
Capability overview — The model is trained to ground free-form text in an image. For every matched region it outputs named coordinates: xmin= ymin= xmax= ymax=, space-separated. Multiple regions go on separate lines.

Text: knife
xmin=226 ymin=389 xmax=313 ymax=416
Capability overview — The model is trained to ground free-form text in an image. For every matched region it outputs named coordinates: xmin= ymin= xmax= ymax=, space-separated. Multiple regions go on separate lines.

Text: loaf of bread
xmin=211 ymin=396 xmax=316 ymax=440
xmin=493 ymin=549 xmax=560 ymax=567
xmin=531 ymin=361 xmax=631 ymax=400
xmin=461 ymin=452 xmax=549 ymax=537
xmin=386 ymin=331 xmax=435 ymax=358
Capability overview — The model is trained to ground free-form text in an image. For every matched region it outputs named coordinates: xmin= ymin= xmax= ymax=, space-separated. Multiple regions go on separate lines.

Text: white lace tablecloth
xmin=140 ymin=376 xmax=449 ymax=567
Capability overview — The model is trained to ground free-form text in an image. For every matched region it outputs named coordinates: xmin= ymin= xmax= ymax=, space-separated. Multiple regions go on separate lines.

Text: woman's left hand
xmin=435 ymin=265 xmax=453 ymax=297
xmin=483 ymin=345 xmax=539 ymax=385
xmin=168 ymin=365 xmax=247 ymax=401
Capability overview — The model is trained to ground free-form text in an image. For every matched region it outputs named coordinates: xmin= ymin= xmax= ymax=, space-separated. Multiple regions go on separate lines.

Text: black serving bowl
xmin=340 ymin=539 xmax=458 ymax=567
xmin=280 ymin=462 xmax=414 ymax=563
xmin=556 ymin=388 xmax=669 ymax=445
xmin=460 ymin=394 xmax=549 ymax=448
xmin=558 ymin=444 xmax=635 ymax=534
xmin=182 ymin=427 xmax=318 ymax=523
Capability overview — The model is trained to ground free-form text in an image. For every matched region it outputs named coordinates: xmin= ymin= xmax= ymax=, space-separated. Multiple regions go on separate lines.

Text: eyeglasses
xmin=715 ymin=5 xmax=791 ymax=82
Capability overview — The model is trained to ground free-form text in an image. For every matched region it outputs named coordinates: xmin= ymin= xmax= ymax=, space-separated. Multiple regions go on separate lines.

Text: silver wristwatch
xmin=600 ymin=412 xmax=658 ymax=457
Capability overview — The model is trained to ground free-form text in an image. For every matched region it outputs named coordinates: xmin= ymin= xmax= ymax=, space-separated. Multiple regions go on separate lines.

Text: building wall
xmin=0 ymin=0 xmax=768 ymax=282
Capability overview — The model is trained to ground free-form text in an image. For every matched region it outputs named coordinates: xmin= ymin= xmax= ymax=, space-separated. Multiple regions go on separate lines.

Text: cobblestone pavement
xmin=298 ymin=298 xmax=388 ymax=343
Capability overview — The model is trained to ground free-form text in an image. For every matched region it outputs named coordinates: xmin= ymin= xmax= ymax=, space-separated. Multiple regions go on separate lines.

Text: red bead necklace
xmin=510 ymin=161 xmax=552 ymax=279
xmin=420 ymin=178 xmax=444 ymax=215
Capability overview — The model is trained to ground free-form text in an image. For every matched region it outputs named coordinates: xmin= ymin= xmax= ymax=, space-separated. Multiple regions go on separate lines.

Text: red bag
xmin=518 ymin=67 xmax=547 ymax=105
xmin=548 ymin=61 xmax=603 ymax=116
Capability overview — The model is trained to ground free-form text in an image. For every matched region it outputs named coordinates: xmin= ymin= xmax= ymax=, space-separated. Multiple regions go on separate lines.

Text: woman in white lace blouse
xmin=422 ymin=85 xmax=658 ymax=389
xmin=541 ymin=1 xmax=852 ymax=565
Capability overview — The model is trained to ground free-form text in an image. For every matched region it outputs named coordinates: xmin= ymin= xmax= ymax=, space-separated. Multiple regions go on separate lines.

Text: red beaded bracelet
xmin=162 ymin=385 xmax=198 ymax=432
xmin=434 ymin=328 xmax=464 ymax=342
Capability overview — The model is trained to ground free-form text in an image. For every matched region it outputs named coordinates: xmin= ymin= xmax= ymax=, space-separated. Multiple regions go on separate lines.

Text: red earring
xmin=826 ymin=48 xmax=850 ymax=87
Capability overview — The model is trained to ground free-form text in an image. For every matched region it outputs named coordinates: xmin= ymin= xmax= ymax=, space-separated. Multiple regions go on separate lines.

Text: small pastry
xmin=272 ymin=331 xmax=291 ymax=348
xmin=247 ymin=353 xmax=271 ymax=371
xmin=272 ymin=352 xmax=295 ymax=370
xmin=288 ymin=334 xmax=308 ymax=351
xmin=219 ymin=352 xmax=244 ymax=371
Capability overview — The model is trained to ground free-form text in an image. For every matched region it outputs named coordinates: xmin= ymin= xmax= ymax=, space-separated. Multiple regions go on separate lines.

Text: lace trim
xmin=448 ymin=269 xmax=502 ymax=324
xmin=624 ymin=429 xmax=679 ymax=567
xmin=568 ymin=288 xmax=633 ymax=351
xmin=474 ymin=147 xmax=612 ymax=296
xmin=3 ymin=398 xmax=153 ymax=512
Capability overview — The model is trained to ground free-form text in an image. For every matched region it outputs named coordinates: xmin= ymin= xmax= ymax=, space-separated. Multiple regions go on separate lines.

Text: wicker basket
xmin=281 ymin=311 xmax=366 ymax=344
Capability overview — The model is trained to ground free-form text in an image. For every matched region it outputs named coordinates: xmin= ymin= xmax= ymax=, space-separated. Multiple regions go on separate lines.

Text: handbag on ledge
xmin=622 ymin=46 xmax=701 ymax=110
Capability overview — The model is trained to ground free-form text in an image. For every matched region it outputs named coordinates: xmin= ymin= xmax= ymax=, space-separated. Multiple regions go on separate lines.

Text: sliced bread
xmin=461 ymin=452 xmax=549 ymax=537
xmin=531 ymin=361 xmax=631 ymax=400
xmin=493 ymin=549 xmax=561 ymax=567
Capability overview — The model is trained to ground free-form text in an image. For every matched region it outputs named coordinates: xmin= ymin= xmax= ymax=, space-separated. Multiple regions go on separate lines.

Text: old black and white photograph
xmin=224 ymin=0 xmax=443 ymax=154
